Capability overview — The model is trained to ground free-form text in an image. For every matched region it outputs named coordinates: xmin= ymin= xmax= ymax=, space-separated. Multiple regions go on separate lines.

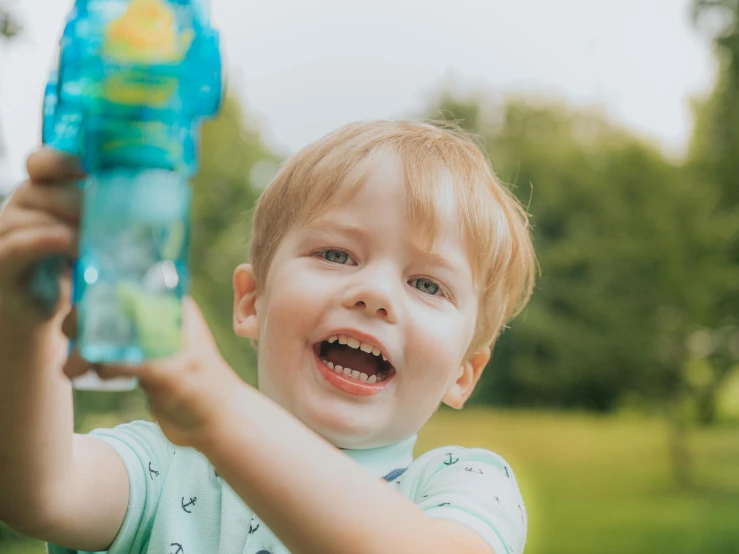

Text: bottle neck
xmin=195 ymin=0 xmax=211 ymax=23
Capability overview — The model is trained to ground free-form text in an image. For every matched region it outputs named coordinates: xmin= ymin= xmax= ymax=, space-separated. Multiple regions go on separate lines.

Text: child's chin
xmin=299 ymin=403 xmax=385 ymax=447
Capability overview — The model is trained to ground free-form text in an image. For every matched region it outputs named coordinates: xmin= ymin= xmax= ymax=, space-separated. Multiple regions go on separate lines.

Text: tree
xmin=690 ymin=1 xmax=739 ymax=205
xmin=426 ymin=93 xmax=737 ymax=411
xmin=687 ymin=0 xmax=739 ymax=422
xmin=0 ymin=3 xmax=20 ymax=158
xmin=0 ymin=4 xmax=21 ymax=39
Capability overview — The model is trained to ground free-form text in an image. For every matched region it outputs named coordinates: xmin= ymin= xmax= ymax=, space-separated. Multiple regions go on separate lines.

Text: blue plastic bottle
xmin=36 ymin=0 xmax=222 ymax=387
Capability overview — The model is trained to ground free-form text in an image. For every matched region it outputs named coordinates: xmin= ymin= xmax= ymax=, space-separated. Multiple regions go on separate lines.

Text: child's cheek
xmin=411 ymin=319 xmax=468 ymax=370
xmin=257 ymin=265 xmax=327 ymax=399
xmin=265 ymin=262 xmax=328 ymax=344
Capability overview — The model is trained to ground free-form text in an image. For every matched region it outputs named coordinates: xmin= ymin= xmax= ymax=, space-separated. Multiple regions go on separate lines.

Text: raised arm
xmin=0 ymin=149 xmax=129 ymax=552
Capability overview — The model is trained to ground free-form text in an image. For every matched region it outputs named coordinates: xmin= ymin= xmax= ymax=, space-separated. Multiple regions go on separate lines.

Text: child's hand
xmin=62 ymin=298 xmax=244 ymax=448
xmin=0 ymin=149 xmax=83 ymax=326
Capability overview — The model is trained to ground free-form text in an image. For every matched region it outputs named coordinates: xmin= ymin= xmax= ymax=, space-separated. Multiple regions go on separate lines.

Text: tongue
xmin=324 ymin=344 xmax=381 ymax=377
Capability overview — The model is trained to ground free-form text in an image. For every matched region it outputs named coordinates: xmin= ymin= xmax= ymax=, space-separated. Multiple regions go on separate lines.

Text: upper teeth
xmin=327 ymin=335 xmax=387 ymax=362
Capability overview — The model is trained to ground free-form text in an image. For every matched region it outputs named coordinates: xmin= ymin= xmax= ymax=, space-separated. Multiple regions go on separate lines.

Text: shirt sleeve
xmin=411 ymin=447 xmax=528 ymax=554
xmin=47 ymin=420 xmax=177 ymax=554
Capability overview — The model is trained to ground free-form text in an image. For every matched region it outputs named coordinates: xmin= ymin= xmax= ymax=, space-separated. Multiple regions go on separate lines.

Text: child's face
xmin=234 ymin=155 xmax=488 ymax=449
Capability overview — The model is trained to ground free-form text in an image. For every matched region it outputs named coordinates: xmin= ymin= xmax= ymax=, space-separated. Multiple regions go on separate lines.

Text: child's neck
xmin=340 ymin=434 xmax=417 ymax=477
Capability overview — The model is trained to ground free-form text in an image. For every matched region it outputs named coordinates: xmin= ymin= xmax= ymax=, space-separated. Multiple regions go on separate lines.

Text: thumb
xmin=26 ymin=148 xmax=86 ymax=182
xmin=62 ymin=348 xmax=94 ymax=379
xmin=183 ymin=296 xmax=217 ymax=347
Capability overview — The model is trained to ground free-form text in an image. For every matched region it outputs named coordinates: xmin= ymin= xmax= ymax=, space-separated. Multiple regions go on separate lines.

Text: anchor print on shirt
xmin=170 ymin=543 xmax=184 ymax=554
xmin=255 ymin=551 xmax=272 ymax=554
xmin=249 ymin=520 xmax=260 ymax=534
xmin=181 ymin=497 xmax=197 ymax=513
xmin=443 ymin=452 xmax=460 ymax=466
xmin=493 ymin=495 xmax=525 ymax=523
xmin=148 ymin=462 xmax=159 ymax=480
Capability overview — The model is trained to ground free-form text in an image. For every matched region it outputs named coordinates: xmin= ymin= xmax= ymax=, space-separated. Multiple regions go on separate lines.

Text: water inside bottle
xmin=74 ymin=168 xmax=190 ymax=363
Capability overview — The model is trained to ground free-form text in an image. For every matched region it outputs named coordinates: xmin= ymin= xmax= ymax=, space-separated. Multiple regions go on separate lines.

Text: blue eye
xmin=413 ymin=278 xmax=440 ymax=296
xmin=322 ymin=249 xmax=350 ymax=264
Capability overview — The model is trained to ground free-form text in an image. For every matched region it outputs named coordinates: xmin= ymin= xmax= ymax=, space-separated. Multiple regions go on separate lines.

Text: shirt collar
xmin=341 ymin=435 xmax=417 ymax=478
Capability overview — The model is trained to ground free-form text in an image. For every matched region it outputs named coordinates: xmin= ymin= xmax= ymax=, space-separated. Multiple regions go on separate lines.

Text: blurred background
xmin=1 ymin=0 xmax=739 ymax=553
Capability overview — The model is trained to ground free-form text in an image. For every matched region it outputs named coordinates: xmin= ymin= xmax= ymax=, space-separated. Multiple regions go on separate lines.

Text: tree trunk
xmin=667 ymin=392 xmax=692 ymax=488
xmin=696 ymin=384 xmax=718 ymax=425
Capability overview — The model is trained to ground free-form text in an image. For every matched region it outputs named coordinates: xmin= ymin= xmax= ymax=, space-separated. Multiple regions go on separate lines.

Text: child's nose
xmin=343 ymin=281 xmax=398 ymax=323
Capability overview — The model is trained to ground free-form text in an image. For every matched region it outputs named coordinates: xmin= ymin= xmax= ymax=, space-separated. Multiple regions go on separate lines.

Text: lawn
xmin=416 ymin=408 xmax=739 ymax=554
xmin=3 ymin=408 xmax=739 ymax=554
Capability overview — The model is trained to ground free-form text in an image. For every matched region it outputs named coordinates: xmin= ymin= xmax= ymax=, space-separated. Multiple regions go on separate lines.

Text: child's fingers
xmin=0 ymin=204 xmax=79 ymax=240
xmin=93 ymin=363 xmax=139 ymax=381
xmin=63 ymin=351 xmax=139 ymax=382
xmin=62 ymin=349 xmax=89 ymax=379
xmin=182 ymin=296 xmax=220 ymax=352
xmin=183 ymin=296 xmax=208 ymax=333
xmin=12 ymin=180 xmax=82 ymax=224
xmin=0 ymin=225 xmax=77 ymax=281
xmin=26 ymin=148 xmax=85 ymax=183
xmin=61 ymin=307 xmax=77 ymax=340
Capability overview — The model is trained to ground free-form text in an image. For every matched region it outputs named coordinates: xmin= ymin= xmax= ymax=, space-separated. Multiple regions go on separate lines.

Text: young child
xmin=0 ymin=120 xmax=536 ymax=554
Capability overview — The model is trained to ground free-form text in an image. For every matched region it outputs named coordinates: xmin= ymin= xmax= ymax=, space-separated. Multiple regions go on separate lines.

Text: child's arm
xmin=0 ymin=149 xmax=129 ymax=552
xmin=201 ymin=384 xmax=499 ymax=554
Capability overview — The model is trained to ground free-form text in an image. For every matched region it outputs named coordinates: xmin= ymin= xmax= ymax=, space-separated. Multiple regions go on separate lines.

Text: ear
xmin=441 ymin=348 xmax=491 ymax=410
xmin=233 ymin=263 xmax=259 ymax=340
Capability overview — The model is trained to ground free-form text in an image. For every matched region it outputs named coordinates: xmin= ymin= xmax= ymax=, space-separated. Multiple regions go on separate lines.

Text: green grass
xmin=0 ymin=542 xmax=46 ymax=554
xmin=4 ymin=409 xmax=739 ymax=554
xmin=416 ymin=409 xmax=739 ymax=554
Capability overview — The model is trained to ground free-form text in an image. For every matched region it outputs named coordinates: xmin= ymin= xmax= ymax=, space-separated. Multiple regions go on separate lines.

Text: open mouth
xmin=315 ymin=334 xmax=395 ymax=384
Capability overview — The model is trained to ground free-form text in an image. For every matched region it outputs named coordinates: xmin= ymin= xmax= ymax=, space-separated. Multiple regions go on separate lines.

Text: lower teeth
xmin=321 ymin=358 xmax=384 ymax=383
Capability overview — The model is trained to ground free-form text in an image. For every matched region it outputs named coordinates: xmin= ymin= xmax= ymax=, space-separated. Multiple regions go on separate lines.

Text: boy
xmin=0 ymin=120 xmax=536 ymax=554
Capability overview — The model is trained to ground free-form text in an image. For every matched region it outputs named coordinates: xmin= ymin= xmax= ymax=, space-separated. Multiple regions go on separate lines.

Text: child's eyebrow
xmin=409 ymin=243 xmax=464 ymax=278
xmin=305 ymin=221 xmax=368 ymax=241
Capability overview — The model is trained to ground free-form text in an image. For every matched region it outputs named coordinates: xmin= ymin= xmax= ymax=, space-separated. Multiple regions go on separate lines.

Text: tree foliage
xmin=687 ymin=0 xmax=739 ymax=420
xmin=189 ymin=94 xmax=280 ymax=385
xmin=0 ymin=2 xmax=20 ymax=158
xmin=426 ymin=93 xmax=738 ymax=413
xmin=691 ymin=0 xmax=739 ymax=205
xmin=0 ymin=5 xmax=20 ymax=39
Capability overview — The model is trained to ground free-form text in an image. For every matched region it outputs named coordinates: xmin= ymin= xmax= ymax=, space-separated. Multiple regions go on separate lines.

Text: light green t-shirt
xmin=48 ymin=421 xmax=527 ymax=554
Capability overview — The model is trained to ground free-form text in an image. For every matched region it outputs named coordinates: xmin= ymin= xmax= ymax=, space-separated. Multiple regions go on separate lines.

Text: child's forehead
xmin=304 ymin=155 xmax=459 ymax=234
xmin=315 ymin=148 xmax=474 ymax=235
xmin=316 ymin=149 xmax=456 ymax=211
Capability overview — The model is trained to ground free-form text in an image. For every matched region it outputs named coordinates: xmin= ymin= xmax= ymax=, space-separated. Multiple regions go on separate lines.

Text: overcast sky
xmin=0 ymin=0 xmax=717 ymax=191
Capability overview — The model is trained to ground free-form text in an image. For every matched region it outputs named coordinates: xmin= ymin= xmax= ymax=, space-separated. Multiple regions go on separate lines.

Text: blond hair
xmin=249 ymin=120 xmax=536 ymax=355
